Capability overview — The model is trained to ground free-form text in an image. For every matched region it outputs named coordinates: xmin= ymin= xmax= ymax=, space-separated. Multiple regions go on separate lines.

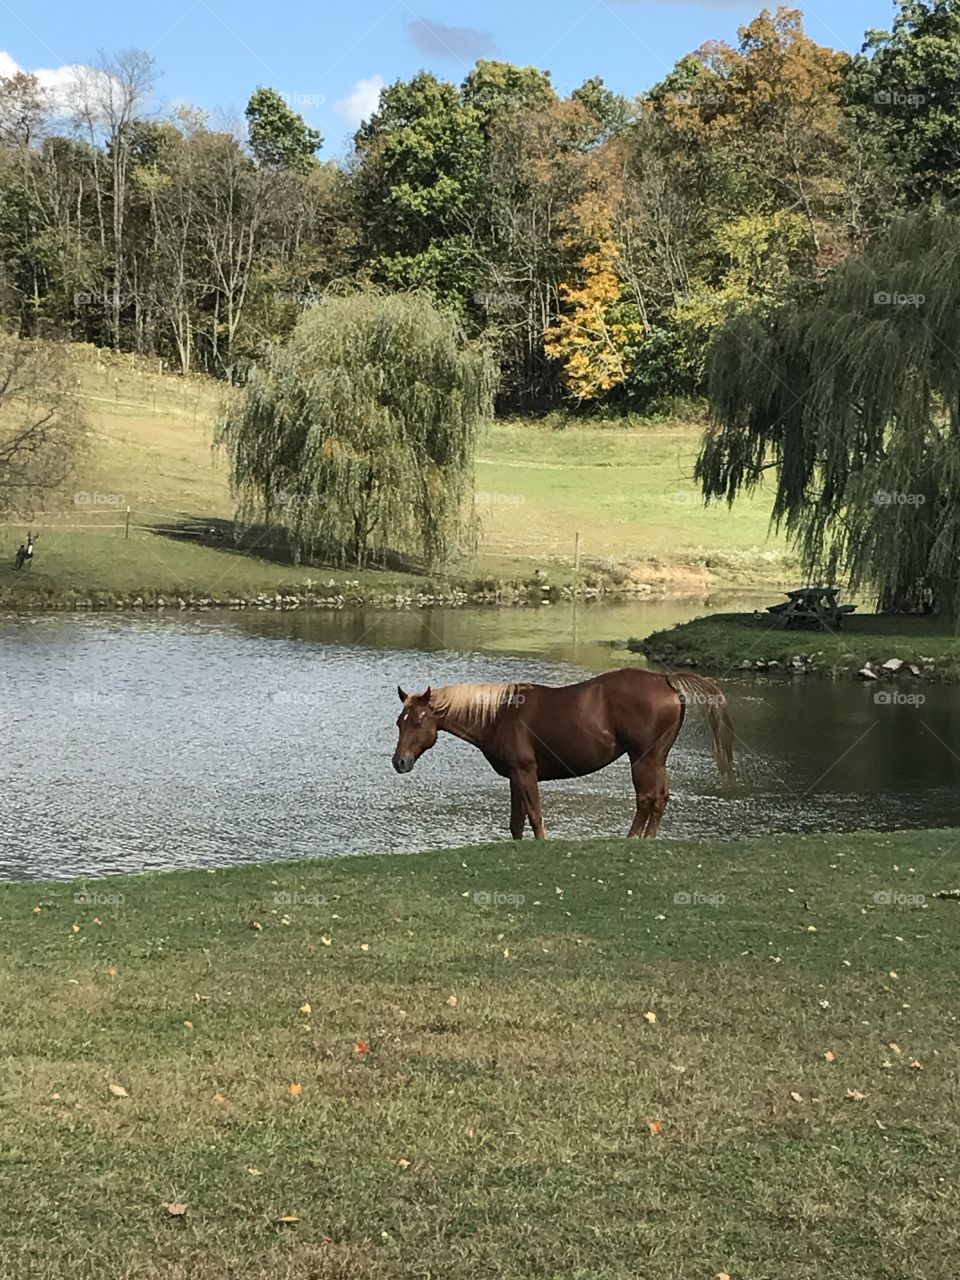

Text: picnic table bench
xmin=766 ymin=587 xmax=857 ymax=630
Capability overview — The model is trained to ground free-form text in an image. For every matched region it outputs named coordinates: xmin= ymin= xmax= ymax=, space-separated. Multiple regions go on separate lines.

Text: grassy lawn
xmin=1 ymin=348 xmax=790 ymax=607
xmin=478 ymin=420 xmax=788 ymax=586
xmin=2 ymin=831 xmax=958 ymax=1279
xmin=638 ymin=611 xmax=960 ymax=680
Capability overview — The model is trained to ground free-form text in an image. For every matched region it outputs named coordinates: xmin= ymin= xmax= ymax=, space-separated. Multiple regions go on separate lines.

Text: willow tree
xmin=698 ymin=208 xmax=960 ymax=620
xmin=218 ymin=293 xmax=495 ymax=567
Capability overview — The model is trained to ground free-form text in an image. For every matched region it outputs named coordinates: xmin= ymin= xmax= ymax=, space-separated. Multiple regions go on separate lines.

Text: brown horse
xmin=392 ymin=668 xmax=733 ymax=840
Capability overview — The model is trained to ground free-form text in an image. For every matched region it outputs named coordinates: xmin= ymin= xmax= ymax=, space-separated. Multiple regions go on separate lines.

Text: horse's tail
xmin=666 ymin=673 xmax=734 ymax=777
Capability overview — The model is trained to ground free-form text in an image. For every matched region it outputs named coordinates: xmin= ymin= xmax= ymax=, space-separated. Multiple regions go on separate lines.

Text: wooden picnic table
xmin=766 ymin=587 xmax=857 ymax=630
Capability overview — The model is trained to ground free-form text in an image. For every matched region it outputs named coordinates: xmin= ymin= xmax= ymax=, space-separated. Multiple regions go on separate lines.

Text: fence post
xmin=125 ymin=506 xmax=131 ymax=540
xmin=574 ymin=531 xmax=582 ymax=573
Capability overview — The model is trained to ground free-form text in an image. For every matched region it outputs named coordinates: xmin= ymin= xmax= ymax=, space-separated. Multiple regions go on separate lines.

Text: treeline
xmin=0 ymin=2 xmax=956 ymax=410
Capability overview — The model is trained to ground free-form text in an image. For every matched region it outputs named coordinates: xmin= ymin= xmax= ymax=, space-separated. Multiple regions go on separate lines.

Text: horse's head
xmin=393 ymin=686 xmax=438 ymax=774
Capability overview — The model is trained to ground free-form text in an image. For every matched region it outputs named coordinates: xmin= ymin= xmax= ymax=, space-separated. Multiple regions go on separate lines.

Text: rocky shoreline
xmin=3 ymin=578 xmax=620 ymax=614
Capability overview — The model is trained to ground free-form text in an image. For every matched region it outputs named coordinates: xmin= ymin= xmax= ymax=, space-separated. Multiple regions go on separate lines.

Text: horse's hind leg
xmin=628 ymin=757 xmax=669 ymax=839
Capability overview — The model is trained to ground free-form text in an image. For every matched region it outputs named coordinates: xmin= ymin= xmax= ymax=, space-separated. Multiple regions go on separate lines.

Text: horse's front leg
xmin=513 ymin=766 xmax=546 ymax=840
xmin=509 ymin=778 xmax=525 ymax=840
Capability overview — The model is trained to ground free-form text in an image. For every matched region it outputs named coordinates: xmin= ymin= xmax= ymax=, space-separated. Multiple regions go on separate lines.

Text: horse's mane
xmin=429 ymin=683 xmax=522 ymax=730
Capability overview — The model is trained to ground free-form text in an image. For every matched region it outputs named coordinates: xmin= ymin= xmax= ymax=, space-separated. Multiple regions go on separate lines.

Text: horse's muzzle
xmin=393 ymin=755 xmax=415 ymax=774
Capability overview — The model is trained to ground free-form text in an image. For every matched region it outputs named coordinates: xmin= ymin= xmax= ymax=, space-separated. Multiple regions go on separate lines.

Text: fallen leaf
xmin=647 ymin=1120 xmax=662 ymax=1135
xmin=251 ymin=921 xmax=262 ymax=931
xmin=910 ymin=1059 xmax=924 ymax=1071
xmin=321 ymin=935 xmax=332 ymax=946
xmin=211 ymin=1092 xmax=226 ymax=1105
xmin=644 ymin=1011 xmax=657 ymax=1024
xmin=299 ymin=1002 xmax=312 ymax=1015
xmin=32 ymin=906 xmax=41 ymax=915
xmin=824 ymin=1050 xmax=836 ymax=1063
xmin=718 ymin=1273 xmax=732 ymax=1280
xmin=360 ymin=943 xmax=370 ymax=952
xmin=183 ymin=1020 xmax=193 ymax=1029
xmin=889 ymin=1042 xmax=902 ymax=1055
xmin=72 ymin=924 xmax=80 ymax=933
xmin=275 ymin=1215 xmax=300 ymax=1225
xmin=246 ymin=1167 xmax=262 ymax=1176
xmin=790 ymin=1091 xmax=804 ymax=1103
xmin=107 ymin=968 xmax=118 ymax=977
xmin=163 ymin=1203 xmax=187 ymax=1217
xmin=446 ymin=995 xmax=458 ymax=1007
xmin=108 ymin=1083 xmax=129 ymax=1098
xmin=396 ymin=1158 xmax=412 ymax=1168
xmin=93 ymin=917 xmax=103 ymax=926
xmin=289 ymin=1083 xmax=303 ymax=1097
xmin=845 ymin=1089 xmax=867 ymax=1101
xmin=354 ymin=1040 xmax=370 ymax=1056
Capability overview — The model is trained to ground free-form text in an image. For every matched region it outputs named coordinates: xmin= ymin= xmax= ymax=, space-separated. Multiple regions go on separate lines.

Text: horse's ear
xmin=397 ymin=685 xmax=408 ymax=703
xmin=423 ymin=686 xmax=432 ymax=703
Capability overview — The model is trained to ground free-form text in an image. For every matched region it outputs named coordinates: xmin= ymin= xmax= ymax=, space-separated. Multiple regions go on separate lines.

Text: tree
xmin=245 ymin=88 xmax=322 ymax=172
xmin=0 ymin=335 xmax=85 ymax=513
xmin=353 ymin=73 xmax=485 ymax=305
xmin=68 ymin=49 xmax=157 ymax=349
xmin=697 ymin=208 xmax=960 ymax=620
xmin=217 ymin=293 xmax=494 ymax=566
xmin=843 ymin=0 xmax=960 ymax=208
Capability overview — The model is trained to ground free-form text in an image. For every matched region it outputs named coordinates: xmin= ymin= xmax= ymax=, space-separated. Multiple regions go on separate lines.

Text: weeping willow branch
xmin=698 ymin=206 xmax=960 ymax=622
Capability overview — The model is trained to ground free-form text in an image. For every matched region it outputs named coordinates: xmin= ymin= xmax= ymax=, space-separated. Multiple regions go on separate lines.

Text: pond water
xmin=2 ymin=598 xmax=960 ymax=882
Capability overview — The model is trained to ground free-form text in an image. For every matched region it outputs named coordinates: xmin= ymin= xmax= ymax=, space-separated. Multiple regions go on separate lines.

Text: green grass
xmin=1 ymin=347 xmax=791 ymax=608
xmin=638 ymin=610 xmax=960 ymax=679
xmin=2 ymin=831 xmax=959 ymax=1279
xmin=478 ymin=419 xmax=788 ymax=587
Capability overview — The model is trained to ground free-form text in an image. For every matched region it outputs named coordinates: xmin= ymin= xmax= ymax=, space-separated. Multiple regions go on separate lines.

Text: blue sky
xmin=6 ymin=0 xmax=901 ymax=157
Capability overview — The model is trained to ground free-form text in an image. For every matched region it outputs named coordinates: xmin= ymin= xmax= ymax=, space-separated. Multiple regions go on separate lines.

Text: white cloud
xmin=0 ymin=49 xmax=102 ymax=115
xmin=335 ymin=75 xmax=385 ymax=129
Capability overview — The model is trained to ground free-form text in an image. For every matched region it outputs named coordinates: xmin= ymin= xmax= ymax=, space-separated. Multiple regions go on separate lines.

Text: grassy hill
xmin=0 ymin=346 xmax=790 ymax=608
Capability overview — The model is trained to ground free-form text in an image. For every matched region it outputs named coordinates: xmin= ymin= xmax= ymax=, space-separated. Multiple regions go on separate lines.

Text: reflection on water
xmin=2 ymin=604 xmax=960 ymax=882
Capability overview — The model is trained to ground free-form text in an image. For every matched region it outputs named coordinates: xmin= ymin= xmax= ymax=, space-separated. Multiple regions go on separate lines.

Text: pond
xmin=2 ymin=598 xmax=960 ymax=882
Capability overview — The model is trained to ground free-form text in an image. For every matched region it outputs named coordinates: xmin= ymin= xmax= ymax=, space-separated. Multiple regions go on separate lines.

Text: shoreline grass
xmin=636 ymin=610 xmax=960 ymax=681
xmin=2 ymin=831 xmax=958 ymax=1278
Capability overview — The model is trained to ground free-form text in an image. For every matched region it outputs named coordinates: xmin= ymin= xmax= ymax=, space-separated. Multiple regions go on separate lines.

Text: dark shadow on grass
xmin=148 ymin=515 xmax=429 ymax=576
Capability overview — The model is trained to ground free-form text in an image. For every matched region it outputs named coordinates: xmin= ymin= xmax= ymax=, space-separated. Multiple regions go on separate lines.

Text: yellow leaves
xmin=250 ymin=921 xmax=263 ymax=931
xmin=183 ymin=1020 xmax=193 ymax=1029
xmin=845 ymin=1089 xmax=867 ymax=1102
xmin=299 ymin=1003 xmax=312 ymax=1015
xmin=288 ymin=1083 xmax=303 ymax=1097
xmin=163 ymin=1202 xmax=187 ymax=1217
xmin=321 ymin=935 xmax=332 ymax=947
xmin=545 ymin=236 xmax=644 ymax=401
xmin=910 ymin=1059 xmax=924 ymax=1071
xmin=275 ymin=1214 xmax=301 ymax=1225
xmin=823 ymin=1050 xmax=836 ymax=1063
xmin=643 ymin=1010 xmax=657 ymax=1024
xmin=446 ymin=994 xmax=458 ymax=1007
xmin=108 ymin=1083 xmax=129 ymax=1099
xmin=789 ymin=1091 xmax=804 ymax=1104
xmin=396 ymin=1157 xmax=412 ymax=1169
